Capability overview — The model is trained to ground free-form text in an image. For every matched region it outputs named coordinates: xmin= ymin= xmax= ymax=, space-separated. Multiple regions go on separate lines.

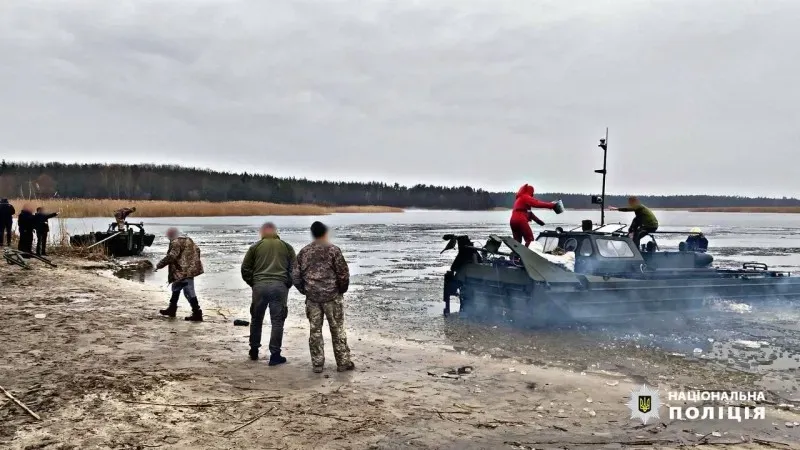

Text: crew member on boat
xmin=509 ymin=184 xmax=557 ymax=247
xmin=685 ymin=227 xmax=709 ymax=252
xmin=610 ymin=196 xmax=659 ymax=246
xmin=113 ymin=207 xmax=136 ymax=232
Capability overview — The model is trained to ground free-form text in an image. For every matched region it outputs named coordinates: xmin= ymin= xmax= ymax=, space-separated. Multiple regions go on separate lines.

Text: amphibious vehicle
xmin=70 ymin=222 xmax=155 ymax=257
xmin=442 ymin=131 xmax=800 ymax=325
xmin=441 ymin=227 xmax=800 ymax=325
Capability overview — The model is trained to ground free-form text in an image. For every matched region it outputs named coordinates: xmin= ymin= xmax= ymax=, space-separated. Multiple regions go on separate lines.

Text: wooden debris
xmin=0 ymin=384 xmax=41 ymax=420
xmin=122 ymin=395 xmax=282 ymax=408
xmin=225 ymin=407 xmax=275 ymax=435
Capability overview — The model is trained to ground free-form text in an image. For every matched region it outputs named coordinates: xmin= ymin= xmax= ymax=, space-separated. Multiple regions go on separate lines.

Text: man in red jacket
xmin=509 ymin=184 xmax=556 ymax=246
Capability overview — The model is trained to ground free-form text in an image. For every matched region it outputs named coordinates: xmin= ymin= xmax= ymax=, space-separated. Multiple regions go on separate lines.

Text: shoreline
xmin=2 ymin=258 xmax=798 ymax=448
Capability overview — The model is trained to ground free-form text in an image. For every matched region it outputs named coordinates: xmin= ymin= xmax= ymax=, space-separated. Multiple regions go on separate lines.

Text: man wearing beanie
xmin=292 ymin=221 xmax=355 ymax=373
xmin=241 ymin=222 xmax=296 ymax=365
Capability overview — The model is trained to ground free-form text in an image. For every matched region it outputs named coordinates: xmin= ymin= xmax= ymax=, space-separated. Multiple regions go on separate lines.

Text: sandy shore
xmin=1 ymin=258 xmax=799 ymax=449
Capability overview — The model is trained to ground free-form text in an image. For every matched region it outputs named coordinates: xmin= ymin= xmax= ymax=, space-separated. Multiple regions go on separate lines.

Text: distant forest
xmin=1 ymin=161 xmax=799 ymax=210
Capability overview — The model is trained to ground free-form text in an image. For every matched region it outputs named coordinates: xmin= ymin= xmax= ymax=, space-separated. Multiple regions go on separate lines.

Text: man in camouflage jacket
xmin=292 ymin=221 xmax=354 ymax=373
xmin=156 ymin=227 xmax=205 ymax=322
xmin=114 ymin=207 xmax=136 ymax=232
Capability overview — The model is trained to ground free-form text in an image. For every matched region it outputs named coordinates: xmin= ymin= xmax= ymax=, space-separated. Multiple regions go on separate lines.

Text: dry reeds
xmin=685 ymin=207 xmax=800 ymax=213
xmin=8 ymin=199 xmax=403 ymax=218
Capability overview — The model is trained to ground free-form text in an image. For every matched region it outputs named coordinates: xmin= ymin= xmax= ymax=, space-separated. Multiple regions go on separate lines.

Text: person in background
xmin=0 ymin=199 xmax=14 ymax=247
xmin=113 ymin=207 xmax=136 ymax=232
xmin=156 ymin=227 xmax=205 ymax=322
xmin=17 ymin=204 xmax=35 ymax=254
xmin=292 ymin=221 xmax=355 ymax=374
xmin=685 ymin=227 xmax=709 ymax=252
xmin=34 ymin=207 xmax=59 ymax=256
xmin=509 ymin=184 xmax=556 ymax=247
xmin=610 ymin=197 xmax=659 ymax=246
xmin=241 ymin=222 xmax=296 ymax=365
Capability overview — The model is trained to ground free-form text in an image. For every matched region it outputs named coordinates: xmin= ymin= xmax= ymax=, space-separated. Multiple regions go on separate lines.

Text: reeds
xmin=685 ymin=207 xmax=800 ymax=213
xmin=7 ymin=199 xmax=403 ymax=218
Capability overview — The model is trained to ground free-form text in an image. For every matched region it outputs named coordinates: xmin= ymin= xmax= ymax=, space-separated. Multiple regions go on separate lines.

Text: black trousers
xmin=0 ymin=221 xmax=11 ymax=246
xmin=630 ymin=219 xmax=658 ymax=247
xmin=18 ymin=230 xmax=34 ymax=253
xmin=36 ymin=230 xmax=48 ymax=255
xmin=250 ymin=282 xmax=289 ymax=354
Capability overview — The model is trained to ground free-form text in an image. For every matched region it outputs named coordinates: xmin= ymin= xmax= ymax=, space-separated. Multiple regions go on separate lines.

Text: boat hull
xmin=450 ymin=264 xmax=800 ymax=326
xmin=70 ymin=230 xmax=155 ymax=257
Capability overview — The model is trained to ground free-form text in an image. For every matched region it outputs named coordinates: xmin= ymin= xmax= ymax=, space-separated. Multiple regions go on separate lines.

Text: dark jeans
xmin=0 ymin=221 xmax=11 ymax=246
xmin=18 ymin=230 xmax=34 ymax=253
xmin=36 ymin=230 xmax=48 ymax=255
xmin=631 ymin=226 xmax=658 ymax=247
xmin=250 ymin=282 xmax=289 ymax=354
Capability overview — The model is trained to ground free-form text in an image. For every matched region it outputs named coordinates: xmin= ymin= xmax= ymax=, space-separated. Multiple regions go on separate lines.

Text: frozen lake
xmin=61 ymin=209 xmax=800 ymax=396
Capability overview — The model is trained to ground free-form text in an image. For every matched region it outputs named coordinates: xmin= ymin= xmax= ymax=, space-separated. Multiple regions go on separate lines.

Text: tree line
xmin=1 ymin=161 xmax=798 ymax=210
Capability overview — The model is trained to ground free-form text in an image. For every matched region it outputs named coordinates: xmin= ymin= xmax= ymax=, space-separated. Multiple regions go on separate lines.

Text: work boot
xmin=337 ymin=362 xmax=355 ymax=372
xmin=249 ymin=348 xmax=259 ymax=361
xmin=185 ymin=297 xmax=203 ymax=322
xmin=312 ymin=366 xmax=324 ymax=373
xmin=159 ymin=291 xmax=180 ymax=318
xmin=268 ymin=352 xmax=287 ymax=366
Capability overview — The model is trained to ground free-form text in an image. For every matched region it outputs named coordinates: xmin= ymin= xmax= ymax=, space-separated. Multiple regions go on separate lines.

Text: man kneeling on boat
xmin=610 ymin=196 xmax=659 ymax=247
xmin=155 ymin=227 xmax=205 ymax=322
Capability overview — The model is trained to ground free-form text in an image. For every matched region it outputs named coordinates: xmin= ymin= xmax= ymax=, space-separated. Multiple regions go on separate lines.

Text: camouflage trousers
xmin=116 ymin=218 xmax=126 ymax=232
xmin=306 ymin=296 xmax=352 ymax=368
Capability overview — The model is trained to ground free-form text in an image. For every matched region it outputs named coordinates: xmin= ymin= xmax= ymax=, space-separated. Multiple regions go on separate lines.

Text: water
xmin=62 ymin=210 xmax=800 ymax=395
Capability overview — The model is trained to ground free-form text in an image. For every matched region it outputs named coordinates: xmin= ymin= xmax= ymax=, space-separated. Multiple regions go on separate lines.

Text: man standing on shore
xmin=34 ymin=207 xmax=59 ymax=256
xmin=156 ymin=227 xmax=205 ymax=322
xmin=114 ymin=207 xmax=136 ymax=232
xmin=292 ymin=221 xmax=354 ymax=373
xmin=0 ymin=199 xmax=14 ymax=247
xmin=241 ymin=222 xmax=296 ymax=365
xmin=17 ymin=204 xmax=35 ymax=254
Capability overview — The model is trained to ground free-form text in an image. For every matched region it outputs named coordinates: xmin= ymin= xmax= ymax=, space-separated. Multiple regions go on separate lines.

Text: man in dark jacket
xmin=34 ymin=207 xmax=59 ymax=256
xmin=241 ymin=222 xmax=296 ymax=365
xmin=0 ymin=199 xmax=14 ymax=247
xmin=292 ymin=221 xmax=354 ymax=374
xmin=17 ymin=204 xmax=35 ymax=254
xmin=611 ymin=197 xmax=659 ymax=246
xmin=685 ymin=228 xmax=709 ymax=253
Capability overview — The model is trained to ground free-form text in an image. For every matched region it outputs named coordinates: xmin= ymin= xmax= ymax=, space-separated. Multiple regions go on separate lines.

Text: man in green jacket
xmin=611 ymin=196 xmax=659 ymax=246
xmin=241 ymin=222 xmax=296 ymax=365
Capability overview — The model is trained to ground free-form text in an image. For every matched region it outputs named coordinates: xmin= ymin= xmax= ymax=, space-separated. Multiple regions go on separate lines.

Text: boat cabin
xmin=535 ymin=223 xmax=713 ymax=276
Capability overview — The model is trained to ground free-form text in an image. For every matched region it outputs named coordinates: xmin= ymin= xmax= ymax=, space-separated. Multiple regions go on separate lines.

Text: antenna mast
xmin=595 ymin=128 xmax=609 ymax=226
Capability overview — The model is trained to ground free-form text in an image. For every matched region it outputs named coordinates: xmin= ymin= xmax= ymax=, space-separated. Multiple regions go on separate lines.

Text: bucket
xmin=553 ymin=199 xmax=565 ymax=214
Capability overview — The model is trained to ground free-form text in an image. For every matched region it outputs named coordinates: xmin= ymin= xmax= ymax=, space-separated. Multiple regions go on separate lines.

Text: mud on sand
xmin=1 ymin=259 xmax=799 ymax=449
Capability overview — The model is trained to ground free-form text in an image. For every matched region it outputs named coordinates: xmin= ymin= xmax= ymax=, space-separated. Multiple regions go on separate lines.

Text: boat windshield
xmin=596 ymin=238 xmax=635 ymax=258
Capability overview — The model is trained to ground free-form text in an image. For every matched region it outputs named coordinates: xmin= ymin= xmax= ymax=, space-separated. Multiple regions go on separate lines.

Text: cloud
xmin=1 ymin=0 xmax=798 ymax=196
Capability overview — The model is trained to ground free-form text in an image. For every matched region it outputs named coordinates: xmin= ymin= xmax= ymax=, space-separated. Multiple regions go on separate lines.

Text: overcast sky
xmin=1 ymin=1 xmax=798 ymax=196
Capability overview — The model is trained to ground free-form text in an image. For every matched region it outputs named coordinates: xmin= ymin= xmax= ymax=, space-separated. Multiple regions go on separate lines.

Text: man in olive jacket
xmin=241 ymin=222 xmax=296 ymax=365
xmin=156 ymin=227 xmax=205 ymax=322
xmin=611 ymin=196 xmax=659 ymax=246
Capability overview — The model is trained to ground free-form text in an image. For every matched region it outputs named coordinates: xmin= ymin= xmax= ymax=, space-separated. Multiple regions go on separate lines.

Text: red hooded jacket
xmin=510 ymin=184 xmax=555 ymax=223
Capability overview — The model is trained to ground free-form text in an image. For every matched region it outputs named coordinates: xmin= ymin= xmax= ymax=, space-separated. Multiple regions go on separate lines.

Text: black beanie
xmin=310 ymin=221 xmax=328 ymax=239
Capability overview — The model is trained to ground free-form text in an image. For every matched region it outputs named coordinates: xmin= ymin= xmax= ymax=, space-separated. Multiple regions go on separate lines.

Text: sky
xmin=1 ymin=0 xmax=798 ymax=196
